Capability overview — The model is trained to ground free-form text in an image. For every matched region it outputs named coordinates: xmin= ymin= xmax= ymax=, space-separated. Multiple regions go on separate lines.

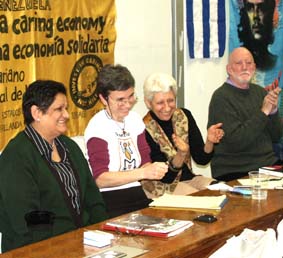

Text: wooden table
xmin=1 ymin=187 xmax=283 ymax=258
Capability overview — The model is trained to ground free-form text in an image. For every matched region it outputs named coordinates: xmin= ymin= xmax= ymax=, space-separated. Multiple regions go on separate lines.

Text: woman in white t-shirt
xmin=84 ymin=64 xmax=168 ymax=218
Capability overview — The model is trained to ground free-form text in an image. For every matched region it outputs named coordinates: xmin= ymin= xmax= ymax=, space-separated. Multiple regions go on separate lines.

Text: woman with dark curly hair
xmin=0 ymin=80 xmax=108 ymax=252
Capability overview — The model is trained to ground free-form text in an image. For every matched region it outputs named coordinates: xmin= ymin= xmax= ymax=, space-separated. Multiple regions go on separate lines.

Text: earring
xmin=36 ymin=118 xmax=40 ymax=122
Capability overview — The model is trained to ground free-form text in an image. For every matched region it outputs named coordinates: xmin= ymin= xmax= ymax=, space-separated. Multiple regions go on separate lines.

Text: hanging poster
xmin=0 ymin=0 xmax=116 ymax=151
xmin=229 ymin=0 xmax=283 ymax=100
xmin=229 ymin=0 xmax=283 ymax=159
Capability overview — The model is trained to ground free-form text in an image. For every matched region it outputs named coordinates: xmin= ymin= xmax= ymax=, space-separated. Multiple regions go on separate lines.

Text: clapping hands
xmin=207 ymin=123 xmax=224 ymax=144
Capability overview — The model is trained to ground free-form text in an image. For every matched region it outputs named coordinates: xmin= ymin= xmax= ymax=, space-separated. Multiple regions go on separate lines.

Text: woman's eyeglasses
xmin=108 ymin=93 xmax=138 ymax=106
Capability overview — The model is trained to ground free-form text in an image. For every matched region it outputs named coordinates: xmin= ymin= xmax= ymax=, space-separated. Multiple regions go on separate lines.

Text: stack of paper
xmin=149 ymin=193 xmax=227 ymax=210
xmin=83 ymin=230 xmax=114 ymax=247
xmin=259 ymin=165 xmax=283 ymax=174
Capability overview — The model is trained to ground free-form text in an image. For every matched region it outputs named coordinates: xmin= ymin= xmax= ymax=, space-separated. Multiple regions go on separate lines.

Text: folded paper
xmin=149 ymin=193 xmax=227 ymax=210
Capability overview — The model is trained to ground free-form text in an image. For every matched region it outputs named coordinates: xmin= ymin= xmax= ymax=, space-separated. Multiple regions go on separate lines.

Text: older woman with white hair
xmin=141 ymin=73 xmax=224 ymax=198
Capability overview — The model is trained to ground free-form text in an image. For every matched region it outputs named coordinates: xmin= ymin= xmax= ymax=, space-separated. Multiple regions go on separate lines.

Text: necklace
xmin=51 ymin=140 xmax=55 ymax=150
xmin=104 ymin=109 xmax=127 ymax=136
xmin=115 ymin=120 xmax=126 ymax=136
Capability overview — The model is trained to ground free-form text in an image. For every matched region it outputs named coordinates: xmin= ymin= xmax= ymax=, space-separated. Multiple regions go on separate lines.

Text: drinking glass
xmin=248 ymin=171 xmax=269 ymax=200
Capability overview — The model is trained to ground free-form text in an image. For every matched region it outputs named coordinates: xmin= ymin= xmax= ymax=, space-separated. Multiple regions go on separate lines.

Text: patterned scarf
xmin=141 ymin=108 xmax=193 ymax=198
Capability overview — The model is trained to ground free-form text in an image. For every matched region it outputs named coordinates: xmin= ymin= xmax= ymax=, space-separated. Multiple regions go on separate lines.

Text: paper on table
xmin=258 ymin=168 xmax=283 ymax=177
xmin=84 ymin=245 xmax=148 ymax=258
xmin=207 ymin=182 xmax=233 ymax=191
xmin=83 ymin=230 xmax=114 ymax=248
xmin=149 ymin=193 xmax=227 ymax=210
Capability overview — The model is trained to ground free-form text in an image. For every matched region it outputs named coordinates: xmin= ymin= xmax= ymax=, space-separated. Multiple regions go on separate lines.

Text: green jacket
xmin=0 ymin=132 xmax=108 ymax=252
xmin=208 ymin=82 xmax=282 ymax=178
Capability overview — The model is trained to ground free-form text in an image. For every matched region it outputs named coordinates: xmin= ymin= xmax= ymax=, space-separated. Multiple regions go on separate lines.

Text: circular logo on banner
xmin=69 ymin=54 xmax=103 ymax=110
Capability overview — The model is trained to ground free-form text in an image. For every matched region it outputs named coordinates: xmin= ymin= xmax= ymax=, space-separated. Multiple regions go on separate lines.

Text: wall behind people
xmin=186 ymin=58 xmax=229 ymax=177
xmin=114 ymin=0 xmax=172 ymax=116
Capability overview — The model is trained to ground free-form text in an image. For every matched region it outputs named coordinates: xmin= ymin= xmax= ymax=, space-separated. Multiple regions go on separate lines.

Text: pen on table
xmin=263 ymin=178 xmax=283 ymax=182
xmin=229 ymin=191 xmax=244 ymax=196
xmin=233 ymin=185 xmax=252 ymax=188
xmin=229 ymin=191 xmax=251 ymax=196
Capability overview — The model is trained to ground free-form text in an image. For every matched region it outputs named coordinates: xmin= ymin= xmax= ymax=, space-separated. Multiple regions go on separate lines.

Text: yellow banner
xmin=0 ymin=0 xmax=116 ymax=151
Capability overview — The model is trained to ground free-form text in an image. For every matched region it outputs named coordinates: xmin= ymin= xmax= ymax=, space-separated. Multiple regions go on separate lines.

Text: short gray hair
xmin=143 ymin=73 xmax=177 ymax=101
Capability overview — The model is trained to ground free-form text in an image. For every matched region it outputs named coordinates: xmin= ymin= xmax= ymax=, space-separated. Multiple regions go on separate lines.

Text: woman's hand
xmin=141 ymin=162 xmax=168 ymax=180
xmin=207 ymin=123 xmax=224 ymax=144
xmin=204 ymin=123 xmax=224 ymax=154
xmin=172 ymin=134 xmax=189 ymax=154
